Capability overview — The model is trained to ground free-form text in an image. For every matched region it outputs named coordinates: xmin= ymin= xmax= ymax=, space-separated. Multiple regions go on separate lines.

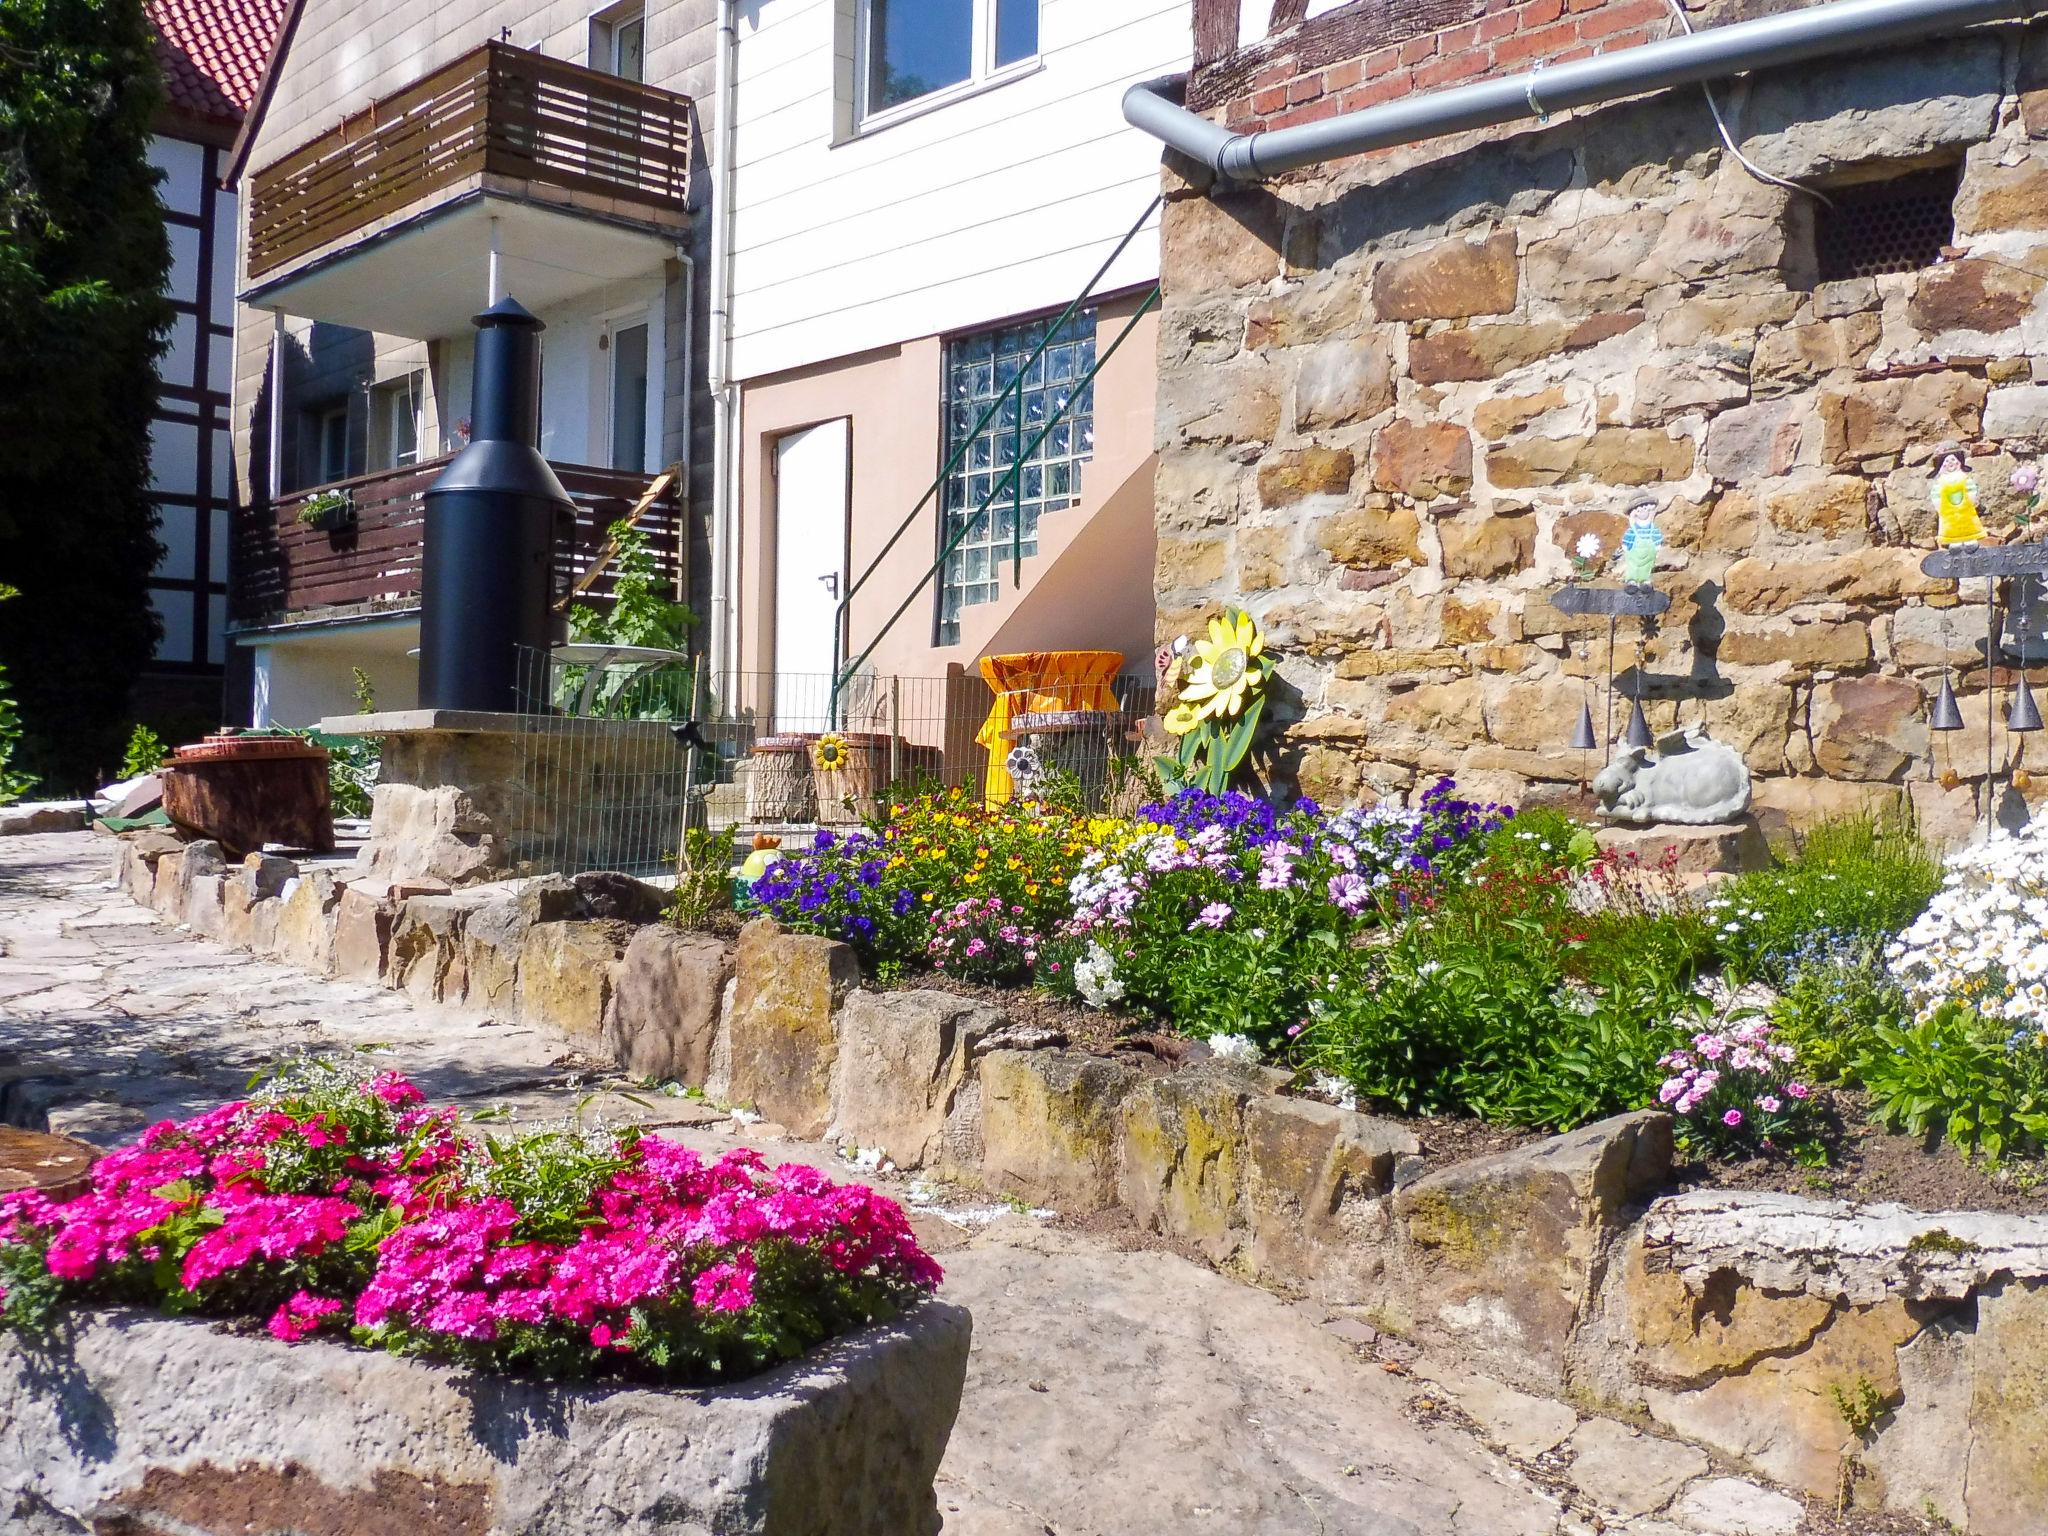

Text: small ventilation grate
xmin=1813 ymin=165 xmax=1960 ymax=282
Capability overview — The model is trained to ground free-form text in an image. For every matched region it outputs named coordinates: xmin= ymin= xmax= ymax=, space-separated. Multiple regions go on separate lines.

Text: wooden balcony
xmin=231 ymin=457 xmax=685 ymax=627
xmin=248 ymin=42 xmax=692 ymax=280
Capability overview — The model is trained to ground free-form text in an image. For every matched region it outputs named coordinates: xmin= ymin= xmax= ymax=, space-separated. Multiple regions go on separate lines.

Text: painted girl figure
xmin=1932 ymin=452 xmax=1986 ymax=546
xmin=1618 ymin=496 xmax=1663 ymax=591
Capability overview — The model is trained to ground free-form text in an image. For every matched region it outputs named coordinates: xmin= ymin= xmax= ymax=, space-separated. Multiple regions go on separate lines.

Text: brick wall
xmin=1152 ymin=24 xmax=2048 ymax=841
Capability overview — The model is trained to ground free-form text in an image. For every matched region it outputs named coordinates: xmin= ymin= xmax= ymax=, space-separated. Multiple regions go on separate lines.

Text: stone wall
xmin=111 ymin=834 xmax=2048 ymax=1531
xmin=1154 ymin=20 xmax=2048 ymax=839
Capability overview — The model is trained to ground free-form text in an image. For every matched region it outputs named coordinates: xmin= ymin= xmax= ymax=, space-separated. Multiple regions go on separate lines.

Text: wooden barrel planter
xmin=744 ymin=735 xmax=815 ymax=823
xmin=0 ymin=1126 xmax=99 ymax=1204
xmin=161 ymin=733 xmax=334 ymax=857
xmin=812 ymin=732 xmax=903 ymax=824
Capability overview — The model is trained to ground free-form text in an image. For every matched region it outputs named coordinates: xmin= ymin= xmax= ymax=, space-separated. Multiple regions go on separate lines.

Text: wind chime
xmin=1926 ymin=452 xmax=2046 ymax=831
xmin=1558 ymin=496 xmax=1668 ymax=774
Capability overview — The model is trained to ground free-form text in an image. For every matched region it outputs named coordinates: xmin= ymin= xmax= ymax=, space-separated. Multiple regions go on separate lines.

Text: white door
xmin=773 ymin=419 xmax=850 ymax=730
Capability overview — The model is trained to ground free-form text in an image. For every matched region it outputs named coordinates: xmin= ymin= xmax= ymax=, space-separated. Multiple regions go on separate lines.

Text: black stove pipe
xmin=418 ymin=295 xmax=571 ymax=712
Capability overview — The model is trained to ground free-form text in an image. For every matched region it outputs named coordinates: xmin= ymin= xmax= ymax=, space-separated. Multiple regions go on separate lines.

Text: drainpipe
xmin=267 ymin=309 xmax=286 ymax=503
xmin=706 ymin=0 xmax=743 ymax=683
xmin=674 ymin=246 xmax=695 ymax=607
xmin=1124 ymin=0 xmax=2041 ymax=182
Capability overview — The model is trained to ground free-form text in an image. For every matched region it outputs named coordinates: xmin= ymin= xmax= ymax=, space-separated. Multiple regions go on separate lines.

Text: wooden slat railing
xmin=248 ymin=41 xmax=692 ymax=278
xmin=231 ymin=455 xmax=684 ymax=624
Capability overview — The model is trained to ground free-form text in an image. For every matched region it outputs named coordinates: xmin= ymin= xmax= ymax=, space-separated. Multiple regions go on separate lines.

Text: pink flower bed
xmin=0 ymin=1060 xmax=940 ymax=1383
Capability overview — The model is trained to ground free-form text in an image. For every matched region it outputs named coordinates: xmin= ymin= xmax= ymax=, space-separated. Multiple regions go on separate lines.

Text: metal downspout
xmin=707 ymin=0 xmax=743 ymax=679
xmin=1124 ymin=0 xmax=2042 ymax=181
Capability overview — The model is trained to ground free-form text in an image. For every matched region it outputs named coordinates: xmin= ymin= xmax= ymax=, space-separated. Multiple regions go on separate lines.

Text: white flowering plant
xmin=1886 ymin=819 xmax=2048 ymax=1035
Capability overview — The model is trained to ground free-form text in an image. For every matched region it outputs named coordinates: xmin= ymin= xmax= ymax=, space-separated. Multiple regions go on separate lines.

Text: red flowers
xmin=1 ymin=1061 xmax=942 ymax=1384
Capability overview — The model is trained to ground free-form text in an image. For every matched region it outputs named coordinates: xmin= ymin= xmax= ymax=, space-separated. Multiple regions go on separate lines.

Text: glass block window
xmin=936 ymin=310 xmax=1096 ymax=645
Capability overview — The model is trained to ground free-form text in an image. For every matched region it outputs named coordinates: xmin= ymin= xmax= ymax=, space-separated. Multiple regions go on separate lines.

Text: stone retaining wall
xmin=113 ymin=832 xmax=2048 ymax=1532
xmin=1 ymin=1301 xmax=971 ymax=1536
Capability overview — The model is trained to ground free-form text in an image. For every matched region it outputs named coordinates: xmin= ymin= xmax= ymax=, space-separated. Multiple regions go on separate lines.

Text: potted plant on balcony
xmin=295 ymin=487 xmax=354 ymax=533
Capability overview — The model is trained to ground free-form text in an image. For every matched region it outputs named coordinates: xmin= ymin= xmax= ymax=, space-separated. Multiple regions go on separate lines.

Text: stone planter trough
xmin=0 ymin=1301 xmax=971 ymax=1536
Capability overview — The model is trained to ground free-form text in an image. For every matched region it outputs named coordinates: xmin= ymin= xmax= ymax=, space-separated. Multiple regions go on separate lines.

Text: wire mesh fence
xmin=511 ymin=646 xmax=1158 ymax=877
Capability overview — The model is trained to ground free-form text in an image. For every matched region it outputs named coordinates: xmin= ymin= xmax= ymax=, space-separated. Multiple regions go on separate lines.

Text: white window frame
xmin=313 ymin=404 xmax=350 ymax=486
xmin=851 ymin=0 xmax=1040 ymax=133
xmin=588 ymin=0 xmax=646 ymax=79
xmin=368 ymin=372 xmax=424 ymax=471
xmin=601 ymin=306 xmax=655 ymax=474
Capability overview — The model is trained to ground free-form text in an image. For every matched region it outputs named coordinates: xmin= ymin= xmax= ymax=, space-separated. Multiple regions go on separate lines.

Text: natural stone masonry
xmin=99 ymin=841 xmax=2048 ymax=1533
xmin=1154 ymin=25 xmax=2048 ymax=843
xmin=0 ymin=1303 xmax=972 ymax=1536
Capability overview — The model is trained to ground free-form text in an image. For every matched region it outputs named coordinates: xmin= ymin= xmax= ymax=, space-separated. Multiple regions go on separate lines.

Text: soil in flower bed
xmin=1678 ymin=1090 xmax=2048 ymax=1216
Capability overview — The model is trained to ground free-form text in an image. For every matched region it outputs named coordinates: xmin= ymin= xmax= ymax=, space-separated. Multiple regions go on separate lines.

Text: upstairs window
xmin=861 ymin=0 xmax=1037 ymax=121
xmin=591 ymin=2 xmax=646 ymax=81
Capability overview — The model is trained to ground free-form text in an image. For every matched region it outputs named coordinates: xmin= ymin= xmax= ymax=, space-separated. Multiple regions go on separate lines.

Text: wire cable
xmin=1663 ymin=0 xmax=1837 ymax=206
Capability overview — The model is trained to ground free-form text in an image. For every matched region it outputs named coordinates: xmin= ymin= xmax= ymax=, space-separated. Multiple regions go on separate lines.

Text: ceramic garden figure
xmin=1591 ymin=724 xmax=1751 ymax=825
xmin=1933 ymin=453 xmax=1986 ymax=546
xmin=1618 ymin=497 xmax=1663 ymax=590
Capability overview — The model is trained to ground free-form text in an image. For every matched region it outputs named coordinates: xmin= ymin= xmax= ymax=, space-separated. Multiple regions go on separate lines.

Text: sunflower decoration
xmin=1160 ymin=608 xmax=1272 ymax=794
xmin=813 ymin=732 xmax=851 ymax=774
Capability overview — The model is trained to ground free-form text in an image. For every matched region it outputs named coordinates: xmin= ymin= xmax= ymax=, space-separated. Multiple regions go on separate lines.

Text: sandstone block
xmin=568 ymin=870 xmax=666 ymax=924
xmin=1818 ymin=372 xmax=1985 ymax=467
xmin=1408 ymin=321 xmax=1567 ymax=384
xmin=1752 ymin=315 xmax=1881 ymax=395
xmin=1909 ymin=258 xmax=2046 ymax=338
xmin=361 ymin=783 xmax=507 ymax=887
xmin=726 ymin=919 xmax=859 ymax=1138
xmin=603 ymin=925 xmax=733 ymax=1086
xmin=1736 ymin=36 xmax=2000 ymax=181
xmin=1120 ymin=1063 xmax=1258 ymax=1263
xmin=1390 ymin=1111 xmax=1672 ymax=1388
xmin=1161 ymin=190 xmax=1282 ymax=292
xmin=1486 ymin=429 xmax=1693 ymax=489
xmin=1812 ymin=674 xmax=1927 ymax=781
xmin=1243 ymin=1094 xmax=1415 ymax=1295
xmin=1958 ymin=156 xmax=2048 ymax=234
xmin=1593 ymin=819 xmax=1771 ymax=876
xmin=828 ymin=991 xmax=1000 ymax=1171
xmin=385 ymin=892 xmax=486 ymax=1003
xmin=0 ymin=1302 xmax=973 ymax=1536
xmin=1312 ymin=503 xmax=1422 ymax=567
xmin=1565 ymin=1417 xmax=1710 ymax=1519
xmin=519 ymin=920 xmax=632 ymax=1048
xmin=1525 ymin=209 xmax=1665 ymax=308
xmin=1245 ymin=273 xmax=1368 ymax=350
xmin=0 ymin=800 xmax=88 ymax=835
xmin=1703 ymin=396 xmax=1817 ymax=482
xmin=1635 ymin=356 xmax=1749 ymax=419
xmin=1235 ymin=523 xmax=1296 ymax=591
xmin=1155 ymin=535 xmax=1230 ymax=590
xmin=1373 ymin=231 xmax=1517 ymax=321
xmin=1157 ymin=358 xmax=1282 ymax=449
xmin=333 ymin=884 xmax=396 ymax=983
xmin=978 ymin=1049 xmax=1140 ymax=1212
xmin=1724 ymin=547 xmax=1942 ymax=613
xmin=461 ymin=895 xmax=530 ymax=1011
xmin=1257 ymin=447 xmax=1356 ymax=507
xmin=1715 ymin=616 xmax=1872 ymax=670
xmin=1763 ymin=474 xmax=1872 ymax=539
xmin=1293 ymin=342 xmax=1394 ymax=431
xmin=1372 ymin=418 xmax=1472 ymax=499
xmin=1750 ymin=776 xmax=1906 ymax=841
xmin=1983 ymin=382 xmax=2048 ymax=441
xmin=274 ymin=870 xmax=342 ymax=977
xmin=1440 ymin=512 xmax=1533 ymax=579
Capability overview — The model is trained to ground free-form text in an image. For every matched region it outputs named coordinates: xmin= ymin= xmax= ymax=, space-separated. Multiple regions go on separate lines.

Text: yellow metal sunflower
xmin=1177 ymin=611 xmax=1267 ymax=722
xmin=813 ymin=732 xmax=850 ymax=772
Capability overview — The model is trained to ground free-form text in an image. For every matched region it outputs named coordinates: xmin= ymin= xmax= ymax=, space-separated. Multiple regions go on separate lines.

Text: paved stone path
xmin=0 ymin=831 xmax=1824 ymax=1536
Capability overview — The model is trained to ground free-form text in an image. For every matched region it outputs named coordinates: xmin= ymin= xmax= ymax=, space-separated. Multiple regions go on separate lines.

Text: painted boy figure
xmin=1618 ymin=497 xmax=1663 ymax=591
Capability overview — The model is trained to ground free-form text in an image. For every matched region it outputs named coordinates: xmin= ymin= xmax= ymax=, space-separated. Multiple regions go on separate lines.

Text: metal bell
xmin=1930 ymin=676 xmax=1965 ymax=732
xmin=1624 ymin=697 xmax=1654 ymax=749
xmin=2010 ymin=677 xmax=2044 ymax=733
xmin=1570 ymin=702 xmax=1598 ymax=751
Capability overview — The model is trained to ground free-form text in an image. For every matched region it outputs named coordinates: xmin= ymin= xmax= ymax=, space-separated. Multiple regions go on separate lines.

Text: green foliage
xmin=1830 ymin=1375 xmax=1891 ymax=1440
xmin=0 ymin=0 xmax=175 ymax=790
xmin=117 ymin=722 xmax=169 ymax=779
xmin=567 ymin=522 xmax=696 ymax=653
xmin=1713 ymin=818 xmax=1942 ymax=987
xmin=0 ymin=586 xmax=35 ymax=805
xmin=351 ymin=667 xmax=376 ymax=714
xmin=1769 ymin=949 xmax=1911 ymax=1084
xmin=1855 ymin=1002 xmax=2048 ymax=1165
xmin=667 ymin=825 xmax=736 ymax=931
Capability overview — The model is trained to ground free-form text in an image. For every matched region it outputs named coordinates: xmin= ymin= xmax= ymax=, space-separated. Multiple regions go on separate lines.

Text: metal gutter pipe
xmin=1124 ymin=0 xmax=2040 ymax=182
xmin=707 ymin=0 xmax=743 ymax=680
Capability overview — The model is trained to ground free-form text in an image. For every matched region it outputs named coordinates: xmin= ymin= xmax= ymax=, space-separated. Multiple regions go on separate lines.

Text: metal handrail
xmin=827 ymin=195 xmax=1164 ymax=718
xmin=831 ymin=282 xmax=1161 ymax=723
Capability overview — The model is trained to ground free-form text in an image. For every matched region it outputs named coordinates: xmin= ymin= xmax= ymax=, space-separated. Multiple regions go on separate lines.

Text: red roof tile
xmin=148 ymin=0 xmax=285 ymax=128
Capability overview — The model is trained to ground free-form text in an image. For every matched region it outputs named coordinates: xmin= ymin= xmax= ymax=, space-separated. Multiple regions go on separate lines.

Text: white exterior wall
xmin=726 ymin=0 xmax=1190 ymax=381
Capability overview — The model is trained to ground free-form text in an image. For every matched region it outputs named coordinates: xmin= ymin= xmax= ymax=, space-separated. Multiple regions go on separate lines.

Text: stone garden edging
xmin=112 ymin=833 xmax=2048 ymax=1533
xmin=0 ymin=1300 xmax=971 ymax=1535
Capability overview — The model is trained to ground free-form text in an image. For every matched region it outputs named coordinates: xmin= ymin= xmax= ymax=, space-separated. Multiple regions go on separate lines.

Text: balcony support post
xmin=266 ymin=309 xmax=286 ymax=503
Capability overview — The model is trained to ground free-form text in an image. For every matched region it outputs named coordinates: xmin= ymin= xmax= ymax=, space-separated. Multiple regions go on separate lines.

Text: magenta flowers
xmin=0 ymin=1058 xmax=941 ymax=1384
